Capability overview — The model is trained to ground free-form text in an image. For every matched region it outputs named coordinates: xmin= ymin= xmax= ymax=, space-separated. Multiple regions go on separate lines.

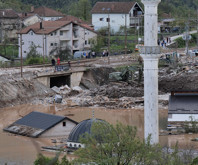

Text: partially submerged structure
xmin=168 ymin=91 xmax=198 ymax=124
xmin=4 ymin=111 xmax=78 ymax=138
xmin=66 ymin=118 xmax=108 ymax=150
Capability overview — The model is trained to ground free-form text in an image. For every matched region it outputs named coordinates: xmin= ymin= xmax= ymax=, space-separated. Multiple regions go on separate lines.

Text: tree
xmin=68 ymin=0 xmax=91 ymax=21
xmin=74 ymin=122 xmax=194 ymax=165
xmin=34 ymin=153 xmax=71 ymax=165
xmin=49 ymin=46 xmax=72 ymax=61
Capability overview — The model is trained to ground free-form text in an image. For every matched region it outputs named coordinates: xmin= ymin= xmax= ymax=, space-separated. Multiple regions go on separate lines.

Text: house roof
xmin=18 ymin=21 xmax=71 ymax=34
xmin=168 ymin=95 xmax=198 ymax=114
xmin=91 ymin=2 xmax=136 ymax=14
xmin=0 ymin=9 xmax=18 ymax=18
xmin=18 ymin=13 xmax=40 ymax=21
xmin=18 ymin=20 xmax=96 ymax=35
xmin=32 ymin=6 xmax=65 ymax=17
xmin=58 ymin=15 xmax=87 ymax=24
xmin=57 ymin=15 xmax=94 ymax=31
xmin=3 ymin=111 xmax=78 ymax=137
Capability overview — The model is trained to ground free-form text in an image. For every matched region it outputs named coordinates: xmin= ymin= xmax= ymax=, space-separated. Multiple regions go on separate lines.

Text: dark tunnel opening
xmin=50 ymin=76 xmax=70 ymax=88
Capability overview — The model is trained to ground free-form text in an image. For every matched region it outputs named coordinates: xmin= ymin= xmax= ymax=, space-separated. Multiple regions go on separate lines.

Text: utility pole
xmin=124 ymin=14 xmax=127 ymax=55
xmin=43 ymin=33 xmax=45 ymax=64
xmin=20 ymin=33 xmax=23 ymax=78
xmin=107 ymin=8 xmax=110 ymax=64
xmin=197 ymin=9 xmax=198 ymax=49
xmin=185 ymin=15 xmax=190 ymax=59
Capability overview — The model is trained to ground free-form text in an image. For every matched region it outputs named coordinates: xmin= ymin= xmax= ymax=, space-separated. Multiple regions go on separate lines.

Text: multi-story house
xmin=18 ymin=21 xmax=97 ymax=58
xmin=0 ymin=9 xmax=21 ymax=42
xmin=91 ymin=2 xmax=143 ymax=33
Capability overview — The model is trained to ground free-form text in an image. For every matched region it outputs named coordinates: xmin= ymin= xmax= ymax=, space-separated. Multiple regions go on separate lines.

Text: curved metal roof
xmin=67 ymin=118 xmax=107 ymax=143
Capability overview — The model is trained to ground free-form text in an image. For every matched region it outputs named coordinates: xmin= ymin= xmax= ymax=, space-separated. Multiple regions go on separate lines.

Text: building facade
xmin=0 ymin=9 xmax=21 ymax=42
xmin=91 ymin=2 xmax=143 ymax=33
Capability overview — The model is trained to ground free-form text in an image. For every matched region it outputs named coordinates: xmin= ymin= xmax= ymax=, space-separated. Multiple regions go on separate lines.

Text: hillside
xmin=1 ymin=0 xmax=198 ymax=20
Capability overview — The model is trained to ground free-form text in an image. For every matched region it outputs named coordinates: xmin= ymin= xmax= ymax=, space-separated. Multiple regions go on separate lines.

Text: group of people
xmin=102 ymin=50 xmax=109 ymax=57
xmin=82 ymin=51 xmax=97 ymax=59
xmin=158 ymin=37 xmax=172 ymax=48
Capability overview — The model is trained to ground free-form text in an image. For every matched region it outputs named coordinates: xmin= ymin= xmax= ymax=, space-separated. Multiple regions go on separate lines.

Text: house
xmin=31 ymin=6 xmax=65 ymax=21
xmin=18 ymin=13 xmax=42 ymax=27
xmin=91 ymin=2 xmax=143 ymax=33
xmin=168 ymin=90 xmax=198 ymax=124
xmin=17 ymin=21 xmax=97 ymax=58
xmin=3 ymin=111 xmax=78 ymax=138
xmin=158 ymin=13 xmax=176 ymax=33
xmin=0 ymin=9 xmax=21 ymax=42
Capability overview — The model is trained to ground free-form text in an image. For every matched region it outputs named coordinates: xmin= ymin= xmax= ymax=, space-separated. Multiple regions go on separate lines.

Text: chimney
xmin=40 ymin=21 xmax=42 ymax=29
xmin=31 ymin=6 xmax=34 ymax=12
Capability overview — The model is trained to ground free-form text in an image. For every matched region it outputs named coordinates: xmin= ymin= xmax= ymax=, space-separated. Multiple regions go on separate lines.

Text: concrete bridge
xmin=36 ymin=66 xmax=86 ymax=88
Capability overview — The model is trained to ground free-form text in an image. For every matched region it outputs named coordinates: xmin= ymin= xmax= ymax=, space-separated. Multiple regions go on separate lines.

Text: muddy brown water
xmin=0 ymin=104 xmax=198 ymax=165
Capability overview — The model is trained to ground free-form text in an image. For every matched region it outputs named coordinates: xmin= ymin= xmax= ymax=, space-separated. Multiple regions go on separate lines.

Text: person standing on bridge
xmin=57 ymin=57 xmax=60 ymax=65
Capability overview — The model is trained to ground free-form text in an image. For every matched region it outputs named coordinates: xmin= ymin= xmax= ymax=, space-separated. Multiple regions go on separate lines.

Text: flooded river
xmin=0 ymin=104 xmax=198 ymax=164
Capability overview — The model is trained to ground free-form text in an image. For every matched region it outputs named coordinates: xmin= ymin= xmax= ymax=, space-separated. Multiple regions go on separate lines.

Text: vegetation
xmin=74 ymin=122 xmax=195 ymax=165
xmin=33 ymin=122 xmax=198 ymax=165
xmin=174 ymin=33 xmax=198 ymax=48
xmin=183 ymin=116 xmax=198 ymax=133
xmin=34 ymin=153 xmax=71 ymax=165
xmin=50 ymin=46 xmax=72 ymax=61
xmin=1 ymin=0 xmax=198 ymax=21
xmin=24 ymin=43 xmax=48 ymax=65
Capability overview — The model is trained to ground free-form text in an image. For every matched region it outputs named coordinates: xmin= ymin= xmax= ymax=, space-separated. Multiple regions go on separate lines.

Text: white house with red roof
xmin=31 ymin=6 xmax=65 ymax=21
xmin=18 ymin=21 xmax=97 ymax=58
xmin=91 ymin=2 xmax=143 ymax=33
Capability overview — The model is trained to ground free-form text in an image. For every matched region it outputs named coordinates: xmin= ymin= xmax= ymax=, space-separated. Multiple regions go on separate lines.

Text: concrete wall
xmin=70 ymin=72 xmax=84 ymax=88
xmin=37 ymin=76 xmax=50 ymax=87
xmin=40 ymin=119 xmax=77 ymax=137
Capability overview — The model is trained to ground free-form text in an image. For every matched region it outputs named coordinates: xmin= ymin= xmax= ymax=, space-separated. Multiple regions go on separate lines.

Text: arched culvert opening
xmin=50 ymin=75 xmax=70 ymax=88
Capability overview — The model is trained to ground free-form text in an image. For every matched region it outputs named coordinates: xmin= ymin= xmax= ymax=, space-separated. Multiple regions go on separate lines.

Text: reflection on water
xmin=0 ymin=104 xmax=198 ymax=164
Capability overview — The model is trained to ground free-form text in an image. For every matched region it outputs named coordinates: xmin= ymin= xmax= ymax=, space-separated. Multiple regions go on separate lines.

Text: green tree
xmin=74 ymin=122 xmax=194 ymax=165
xmin=68 ymin=0 xmax=91 ymax=21
xmin=34 ymin=153 xmax=71 ymax=165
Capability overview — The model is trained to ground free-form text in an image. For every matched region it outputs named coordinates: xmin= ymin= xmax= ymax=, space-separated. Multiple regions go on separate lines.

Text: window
xmin=24 ymin=51 xmax=26 ymax=53
xmin=106 ymin=18 xmax=110 ymax=22
xmin=54 ymin=43 xmax=57 ymax=46
xmin=51 ymin=33 xmax=53 ymax=36
xmin=30 ymin=31 xmax=33 ymax=35
xmin=50 ymin=43 xmax=53 ymax=46
xmin=54 ymin=32 xmax=57 ymax=35
xmin=85 ymin=40 xmax=87 ymax=45
xmin=99 ymin=18 xmax=103 ymax=21
xmin=60 ymin=31 xmax=63 ymax=36
xmin=63 ymin=121 xmax=66 ymax=127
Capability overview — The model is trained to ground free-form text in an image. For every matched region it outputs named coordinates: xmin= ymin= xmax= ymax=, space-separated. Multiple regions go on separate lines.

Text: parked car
xmin=73 ymin=50 xmax=91 ymax=59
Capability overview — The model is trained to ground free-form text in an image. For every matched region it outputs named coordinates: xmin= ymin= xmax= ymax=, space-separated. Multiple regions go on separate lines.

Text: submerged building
xmin=66 ymin=118 xmax=108 ymax=150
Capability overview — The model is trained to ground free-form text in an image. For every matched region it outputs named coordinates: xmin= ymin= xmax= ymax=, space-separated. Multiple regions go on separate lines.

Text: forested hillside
xmin=1 ymin=0 xmax=198 ymax=20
